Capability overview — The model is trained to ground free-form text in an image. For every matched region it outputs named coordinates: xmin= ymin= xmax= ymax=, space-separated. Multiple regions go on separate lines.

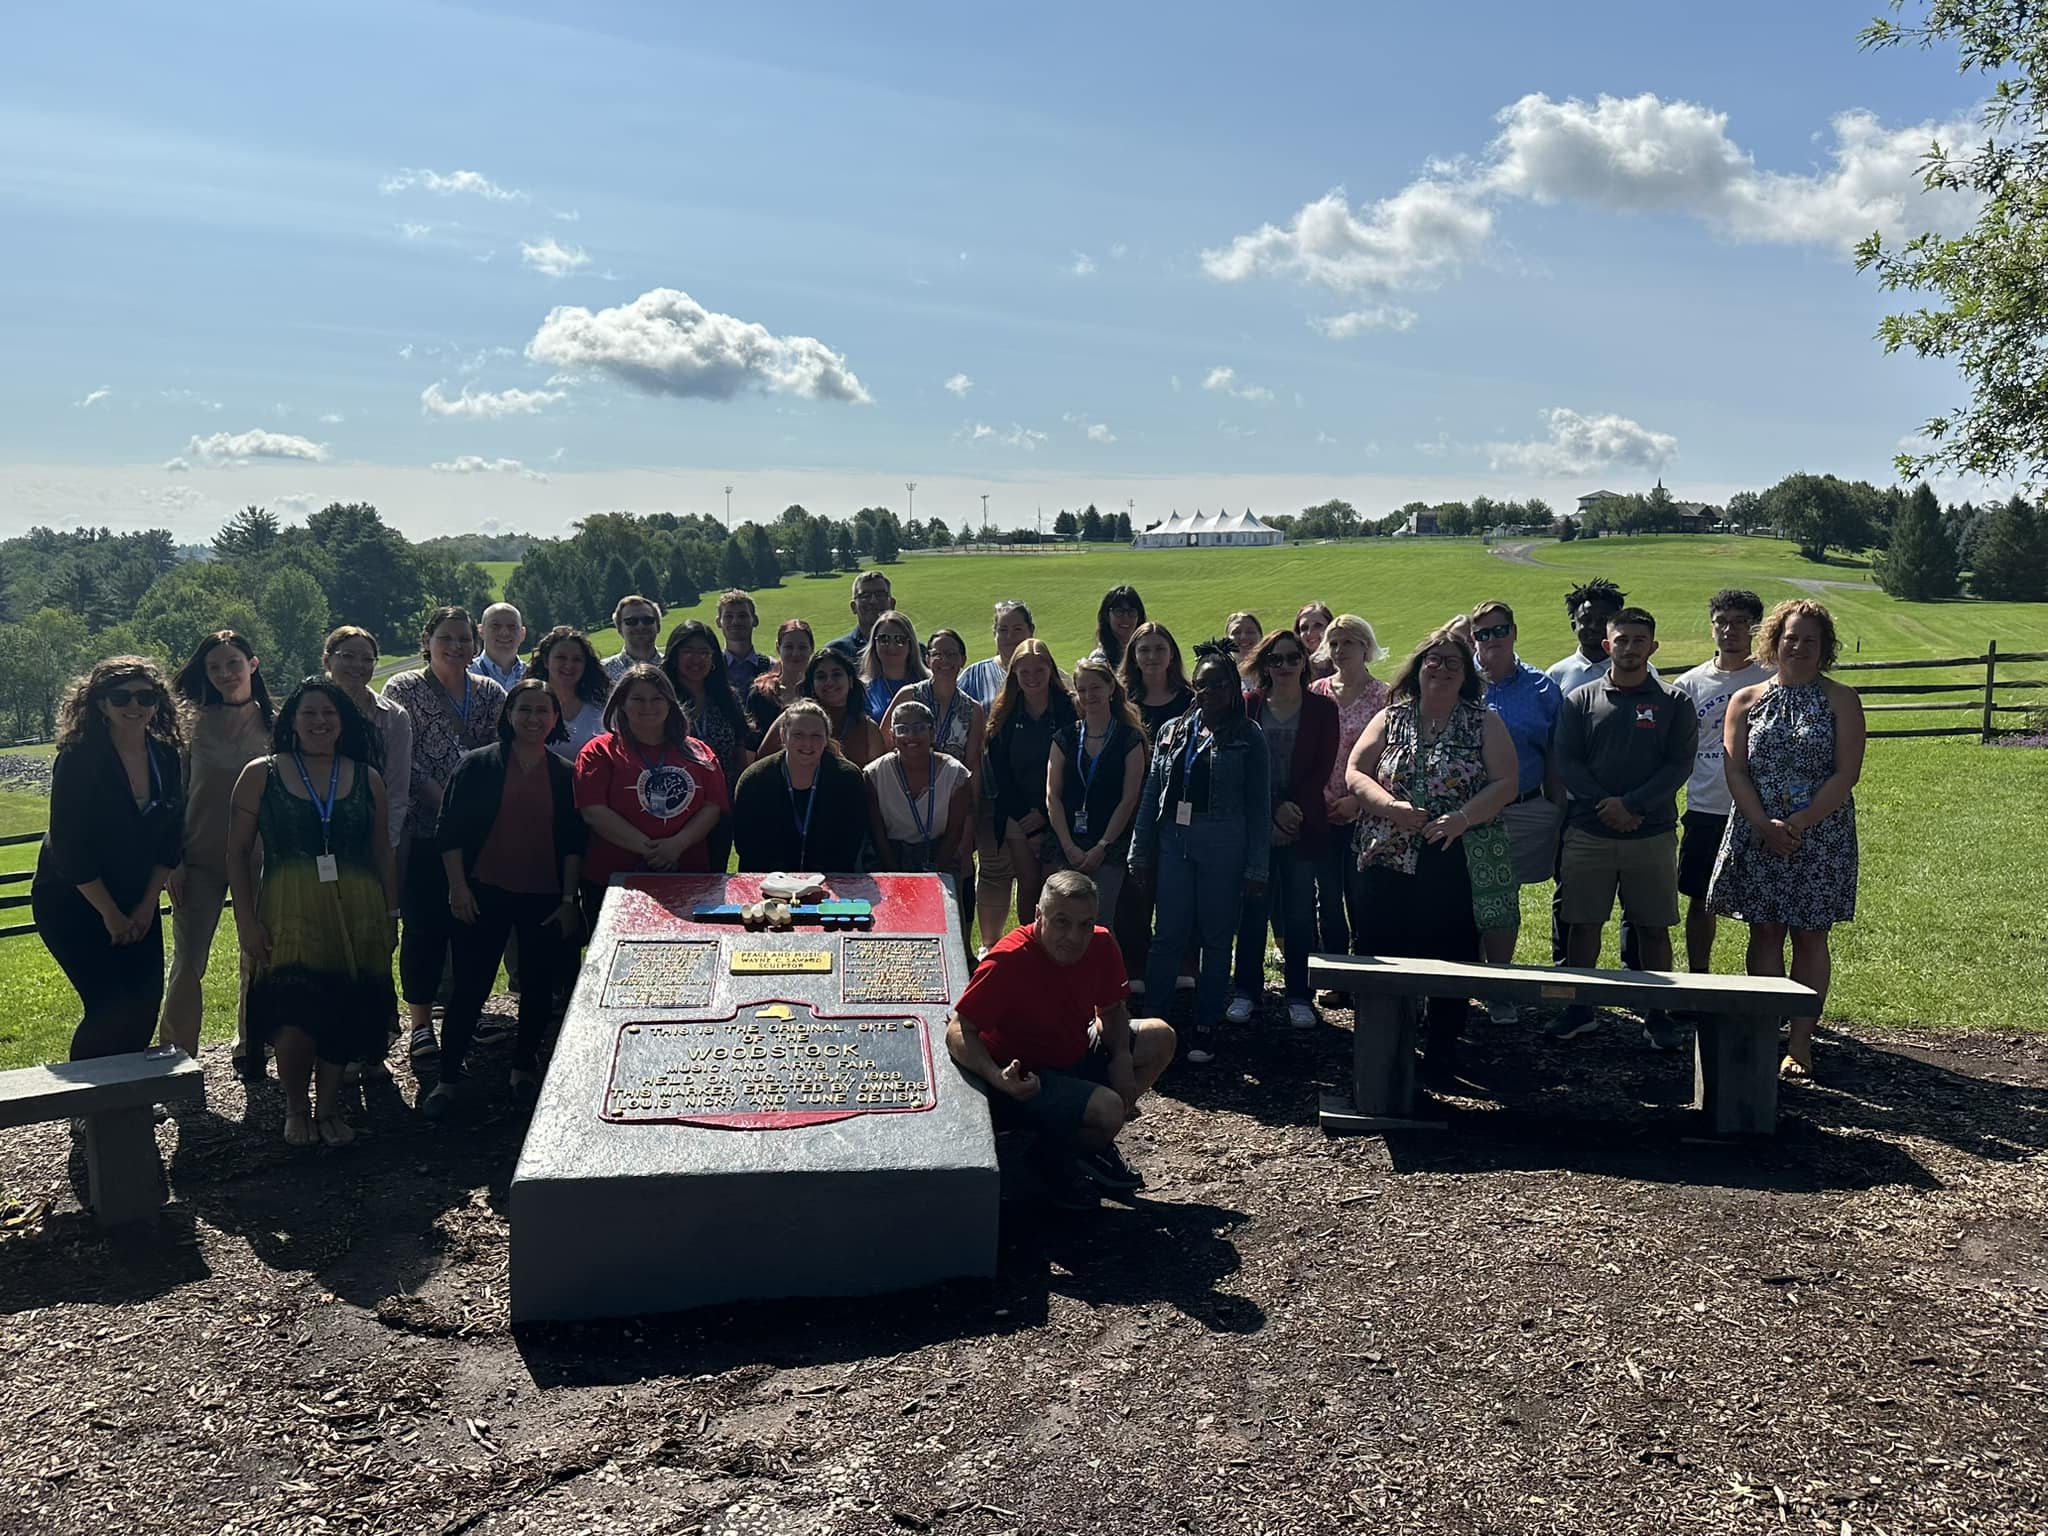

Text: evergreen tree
xmin=803 ymin=518 xmax=834 ymax=576
xmin=663 ymin=538 xmax=700 ymax=609
xmin=926 ymin=521 xmax=953 ymax=549
xmin=1053 ymin=509 xmax=1078 ymax=540
xmin=1113 ymin=511 xmax=1132 ymax=540
xmin=213 ymin=505 xmax=280 ymax=562
xmin=632 ymin=555 xmax=661 ymax=605
xmin=1079 ymin=506 xmax=1103 ymax=541
xmin=603 ymin=554 xmax=637 ymax=609
xmin=873 ymin=517 xmax=900 ymax=564
xmin=1875 ymin=483 xmax=1959 ymax=601
xmin=1968 ymin=496 xmax=2048 ymax=601
xmin=742 ymin=523 xmax=781 ymax=587
xmin=720 ymin=536 xmax=753 ymax=590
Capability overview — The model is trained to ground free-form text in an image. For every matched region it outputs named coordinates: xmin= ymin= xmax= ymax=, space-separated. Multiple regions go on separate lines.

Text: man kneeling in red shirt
xmin=947 ymin=869 xmax=1177 ymax=1207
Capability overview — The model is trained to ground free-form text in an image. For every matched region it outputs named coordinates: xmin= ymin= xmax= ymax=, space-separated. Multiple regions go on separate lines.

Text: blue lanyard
xmin=1181 ymin=721 xmax=1210 ymax=784
xmin=893 ymin=756 xmax=938 ymax=846
xmin=445 ymin=672 xmax=473 ymax=728
xmin=634 ymin=738 xmax=670 ymax=777
xmin=782 ymin=757 xmax=815 ymax=861
xmin=933 ymin=687 xmax=966 ymax=748
xmin=292 ymin=750 xmax=340 ymax=852
xmin=1075 ymin=724 xmax=1109 ymax=801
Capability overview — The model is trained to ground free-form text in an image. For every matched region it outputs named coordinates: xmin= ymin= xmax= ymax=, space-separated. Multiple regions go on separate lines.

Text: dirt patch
xmin=1488 ymin=540 xmax=1546 ymax=567
xmin=3 ymin=1008 xmax=2045 ymax=1535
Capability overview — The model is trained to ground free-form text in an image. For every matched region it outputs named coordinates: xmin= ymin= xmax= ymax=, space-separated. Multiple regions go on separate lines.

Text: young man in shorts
xmin=1671 ymin=590 xmax=1773 ymax=972
xmin=946 ymin=870 xmax=1176 ymax=1208
xmin=1550 ymin=607 xmax=1699 ymax=1049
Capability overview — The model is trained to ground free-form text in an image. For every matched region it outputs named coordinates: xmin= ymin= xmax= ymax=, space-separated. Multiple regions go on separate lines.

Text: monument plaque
xmin=841 ymin=937 xmax=951 ymax=1004
xmin=511 ymin=872 xmax=995 ymax=1322
xmin=603 ymin=1002 xmax=934 ymax=1125
xmin=601 ymin=939 xmax=717 ymax=1009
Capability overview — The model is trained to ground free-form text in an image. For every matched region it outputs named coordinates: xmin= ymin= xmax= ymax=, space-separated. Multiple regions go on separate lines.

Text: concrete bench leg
xmin=81 ymin=1106 xmax=165 ymax=1225
xmin=1320 ymin=994 xmax=1446 ymax=1134
xmin=1693 ymin=1012 xmax=1780 ymax=1137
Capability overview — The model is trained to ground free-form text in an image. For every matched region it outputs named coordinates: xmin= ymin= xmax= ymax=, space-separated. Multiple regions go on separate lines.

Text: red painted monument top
xmin=604 ymin=874 xmax=954 ymax=940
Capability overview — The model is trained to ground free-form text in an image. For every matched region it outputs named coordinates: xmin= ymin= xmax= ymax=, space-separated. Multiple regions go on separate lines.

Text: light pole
xmin=980 ymin=493 xmax=990 ymax=543
xmin=724 ymin=484 xmax=733 ymax=531
xmin=906 ymin=481 xmax=916 ymax=527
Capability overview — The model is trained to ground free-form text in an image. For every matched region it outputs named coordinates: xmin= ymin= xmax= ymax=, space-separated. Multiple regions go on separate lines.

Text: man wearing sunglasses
xmin=603 ymin=595 xmax=665 ymax=687
xmin=1461 ymin=602 xmax=1564 ymax=1024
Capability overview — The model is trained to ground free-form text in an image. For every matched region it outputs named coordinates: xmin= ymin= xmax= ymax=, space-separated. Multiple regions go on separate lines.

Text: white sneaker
xmin=1175 ymin=974 xmax=1197 ymax=991
xmin=1487 ymin=999 xmax=1521 ymax=1026
xmin=1224 ymin=994 xmax=1256 ymax=1025
xmin=1287 ymin=1001 xmax=1317 ymax=1030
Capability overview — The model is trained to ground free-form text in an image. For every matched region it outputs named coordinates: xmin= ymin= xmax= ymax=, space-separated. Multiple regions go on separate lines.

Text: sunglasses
xmin=1268 ymin=650 xmax=1305 ymax=665
xmin=105 ymin=687 xmax=160 ymax=708
xmin=621 ymin=616 xmax=660 ymax=628
xmin=873 ymin=633 xmax=911 ymax=647
xmin=1473 ymin=623 xmax=1513 ymax=643
xmin=893 ymin=722 xmax=934 ymax=736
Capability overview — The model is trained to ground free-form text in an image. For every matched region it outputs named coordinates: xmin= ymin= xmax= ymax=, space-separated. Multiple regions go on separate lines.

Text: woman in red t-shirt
xmin=573 ymin=664 xmax=729 ymax=916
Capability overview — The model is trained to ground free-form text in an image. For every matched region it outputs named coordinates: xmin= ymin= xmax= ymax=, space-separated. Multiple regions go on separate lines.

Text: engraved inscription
xmin=729 ymin=948 xmax=834 ymax=975
xmin=602 ymin=940 xmax=718 ymax=1009
xmin=841 ymin=937 xmax=950 ymax=1004
xmin=604 ymin=1003 xmax=934 ymax=1120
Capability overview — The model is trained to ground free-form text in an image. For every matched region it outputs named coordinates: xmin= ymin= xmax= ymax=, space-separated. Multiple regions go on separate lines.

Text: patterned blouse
xmin=380 ymin=668 xmax=506 ymax=837
xmin=681 ymin=692 xmax=747 ymax=795
xmin=1356 ymin=699 xmax=1491 ymax=875
xmin=1311 ymin=673 xmax=1390 ymax=801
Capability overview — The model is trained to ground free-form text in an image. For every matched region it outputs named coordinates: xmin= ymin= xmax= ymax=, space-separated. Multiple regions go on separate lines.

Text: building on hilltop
xmin=1131 ymin=508 xmax=1285 ymax=549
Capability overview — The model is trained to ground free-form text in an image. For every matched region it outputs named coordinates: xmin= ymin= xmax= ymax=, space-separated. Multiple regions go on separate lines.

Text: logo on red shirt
xmin=1633 ymin=703 xmax=1659 ymax=729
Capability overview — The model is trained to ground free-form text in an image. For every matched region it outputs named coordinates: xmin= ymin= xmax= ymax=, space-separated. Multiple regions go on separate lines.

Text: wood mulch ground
xmin=2 ymin=1002 xmax=2044 ymax=1536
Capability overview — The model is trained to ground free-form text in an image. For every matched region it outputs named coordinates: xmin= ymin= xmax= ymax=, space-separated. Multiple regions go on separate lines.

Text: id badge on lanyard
xmin=295 ymin=751 xmax=342 ymax=883
xmin=1176 ymin=723 xmax=1205 ymax=825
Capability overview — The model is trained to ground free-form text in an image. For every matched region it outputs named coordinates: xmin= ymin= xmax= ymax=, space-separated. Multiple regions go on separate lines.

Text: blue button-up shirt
xmin=473 ymin=653 xmax=524 ymax=690
xmin=1485 ymin=659 xmax=1563 ymax=795
xmin=724 ymin=649 xmax=773 ymax=694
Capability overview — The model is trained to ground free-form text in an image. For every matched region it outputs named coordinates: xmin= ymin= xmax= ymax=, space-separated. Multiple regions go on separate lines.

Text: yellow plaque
xmin=730 ymin=949 xmax=834 ymax=975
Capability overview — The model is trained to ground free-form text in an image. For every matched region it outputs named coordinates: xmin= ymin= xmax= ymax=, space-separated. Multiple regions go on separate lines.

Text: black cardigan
xmin=436 ymin=742 xmax=587 ymax=878
xmin=36 ymin=735 xmax=184 ymax=910
xmin=730 ymin=751 xmax=868 ymax=872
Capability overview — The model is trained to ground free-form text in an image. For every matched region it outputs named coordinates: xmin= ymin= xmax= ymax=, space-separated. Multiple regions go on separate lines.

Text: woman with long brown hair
xmin=33 ymin=658 xmax=185 ymax=1060
xmin=986 ymin=638 xmax=1076 ymax=930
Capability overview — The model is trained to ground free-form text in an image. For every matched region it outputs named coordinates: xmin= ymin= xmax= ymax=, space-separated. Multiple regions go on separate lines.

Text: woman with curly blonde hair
xmin=33 ymin=657 xmax=186 ymax=1059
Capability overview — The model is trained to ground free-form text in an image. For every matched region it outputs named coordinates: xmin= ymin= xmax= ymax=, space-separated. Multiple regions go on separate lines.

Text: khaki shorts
xmin=1499 ymin=795 xmax=1563 ymax=888
xmin=1558 ymin=825 xmax=1679 ymax=929
xmin=975 ymin=800 xmax=1015 ymax=884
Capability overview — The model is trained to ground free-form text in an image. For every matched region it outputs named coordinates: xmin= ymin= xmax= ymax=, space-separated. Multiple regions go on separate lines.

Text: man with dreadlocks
xmin=1545 ymin=578 xmax=1629 ymax=695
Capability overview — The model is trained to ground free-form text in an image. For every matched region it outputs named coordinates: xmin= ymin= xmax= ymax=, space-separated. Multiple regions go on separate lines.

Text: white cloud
xmin=431 ymin=455 xmax=550 ymax=482
xmin=1202 ymin=366 xmax=1273 ymax=403
xmin=1315 ymin=431 xmax=1337 ymax=446
xmin=944 ymin=372 xmax=973 ymax=397
xmin=317 ymin=412 xmax=344 ymax=424
xmin=75 ymin=386 xmax=111 ymax=408
xmin=521 ymin=235 xmax=590 ymax=278
xmin=273 ymin=491 xmax=319 ymax=518
xmin=1169 ymin=374 xmax=1182 ymax=392
xmin=161 ymin=457 xmax=190 ymax=472
xmin=1204 ymin=93 xmax=1982 ymax=327
xmin=1481 ymin=406 xmax=1677 ymax=476
xmin=397 ymin=344 xmax=415 ymax=360
xmin=551 ymin=208 xmax=580 ymax=223
xmin=1476 ymin=92 xmax=1982 ymax=250
xmin=1109 ymin=242 xmax=1128 ymax=259
xmin=526 ymin=287 xmax=871 ymax=404
xmin=185 ymin=428 xmax=329 ymax=465
xmin=159 ymin=388 xmax=222 ymax=411
xmin=1311 ymin=304 xmax=1419 ymax=338
xmin=420 ymin=381 xmax=566 ymax=419
xmin=380 ymin=167 xmax=528 ymax=202
xmin=966 ymin=422 xmax=1049 ymax=451
xmin=1069 ymin=252 xmax=1097 ymax=276
xmin=1202 ymin=182 xmax=1494 ymax=296
xmin=398 ymin=222 xmax=432 ymax=240
xmin=1086 ymin=422 xmax=1117 ymax=444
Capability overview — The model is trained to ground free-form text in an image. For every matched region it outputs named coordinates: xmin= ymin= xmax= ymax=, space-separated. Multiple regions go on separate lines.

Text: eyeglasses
xmin=1419 ymin=653 xmax=1464 ymax=671
xmin=1473 ymin=623 xmax=1513 ymax=643
xmin=621 ymin=616 xmax=660 ymax=629
xmin=893 ymin=722 xmax=934 ymax=736
xmin=105 ymin=687 xmax=159 ymax=707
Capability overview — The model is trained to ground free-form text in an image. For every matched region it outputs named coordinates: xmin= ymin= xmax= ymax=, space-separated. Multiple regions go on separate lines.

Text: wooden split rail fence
xmin=0 ymin=644 xmax=2040 ymax=942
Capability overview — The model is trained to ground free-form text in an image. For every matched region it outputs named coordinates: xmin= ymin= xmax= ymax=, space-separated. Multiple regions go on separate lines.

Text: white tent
xmin=1131 ymin=508 xmax=1284 ymax=549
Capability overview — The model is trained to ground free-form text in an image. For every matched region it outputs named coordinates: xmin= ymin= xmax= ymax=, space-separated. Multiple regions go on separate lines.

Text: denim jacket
xmin=1129 ymin=711 xmax=1269 ymax=883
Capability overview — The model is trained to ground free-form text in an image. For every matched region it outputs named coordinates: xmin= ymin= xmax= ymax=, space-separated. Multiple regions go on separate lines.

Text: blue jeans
xmin=1313 ymin=835 xmax=1359 ymax=956
xmin=1145 ymin=820 xmax=1247 ymax=1030
xmin=1234 ymin=842 xmax=1316 ymax=1001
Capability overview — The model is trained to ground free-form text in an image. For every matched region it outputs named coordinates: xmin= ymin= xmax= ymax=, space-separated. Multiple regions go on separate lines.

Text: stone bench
xmin=0 ymin=1048 xmax=205 ymax=1224
xmin=1309 ymin=954 xmax=1818 ymax=1138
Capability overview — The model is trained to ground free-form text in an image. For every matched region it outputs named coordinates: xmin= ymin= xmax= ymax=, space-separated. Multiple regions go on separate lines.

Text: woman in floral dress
xmin=1709 ymin=600 xmax=1864 ymax=1078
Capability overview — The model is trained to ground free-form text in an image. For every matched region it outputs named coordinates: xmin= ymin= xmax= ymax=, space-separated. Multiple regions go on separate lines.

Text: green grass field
xmin=2 ymin=536 xmax=2043 ymax=1068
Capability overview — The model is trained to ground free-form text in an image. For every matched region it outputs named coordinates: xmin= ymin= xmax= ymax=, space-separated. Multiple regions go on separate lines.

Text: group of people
xmin=31 ymin=566 xmax=1863 ymax=1161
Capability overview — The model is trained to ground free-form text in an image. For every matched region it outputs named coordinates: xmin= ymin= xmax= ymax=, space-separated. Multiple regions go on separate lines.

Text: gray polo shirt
xmin=1553 ymin=673 xmax=1698 ymax=839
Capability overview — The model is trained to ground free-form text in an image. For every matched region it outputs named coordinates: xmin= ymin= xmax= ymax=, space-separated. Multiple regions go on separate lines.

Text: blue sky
xmin=0 ymin=0 xmax=1996 ymax=542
